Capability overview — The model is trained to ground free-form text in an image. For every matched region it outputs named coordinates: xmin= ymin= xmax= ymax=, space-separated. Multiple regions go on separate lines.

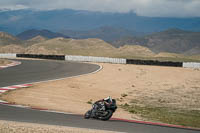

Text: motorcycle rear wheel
xmin=99 ymin=110 xmax=113 ymax=121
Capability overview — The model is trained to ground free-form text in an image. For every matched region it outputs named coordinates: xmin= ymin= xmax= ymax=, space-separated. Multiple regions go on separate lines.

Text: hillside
xmin=23 ymin=35 xmax=48 ymax=47
xmin=28 ymin=35 xmax=47 ymax=42
xmin=24 ymin=38 xmax=156 ymax=58
xmin=60 ymin=26 xmax=143 ymax=41
xmin=155 ymin=52 xmax=185 ymax=58
xmin=0 ymin=44 xmax=25 ymax=53
xmin=0 ymin=31 xmax=155 ymax=57
xmin=184 ymin=46 xmax=200 ymax=55
xmin=0 ymin=31 xmax=199 ymax=62
xmin=17 ymin=29 xmax=70 ymax=40
xmin=111 ymin=36 xmax=148 ymax=48
xmin=25 ymin=38 xmax=119 ymax=57
xmin=0 ymin=32 xmax=22 ymax=46
xmin=111 ymin=29 xmax=200 ymax=55
xmin=146 ymin=29 xmax=200 ymax=53
xmin=118 ymin=45 xmax=155 ymax=58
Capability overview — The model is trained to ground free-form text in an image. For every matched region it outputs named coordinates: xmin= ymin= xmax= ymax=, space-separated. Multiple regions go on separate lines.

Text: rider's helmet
xmin=104 ymin=96 xmax=112 ymax=103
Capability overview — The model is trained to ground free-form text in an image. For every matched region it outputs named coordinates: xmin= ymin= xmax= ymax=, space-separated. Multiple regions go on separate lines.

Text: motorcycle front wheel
xmin=84 ymin=110 xmax=92 ymax=119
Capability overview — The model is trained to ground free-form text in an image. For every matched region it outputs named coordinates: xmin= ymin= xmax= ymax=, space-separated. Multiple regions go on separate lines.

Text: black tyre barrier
xmin=126 ymin=59 xmax=183 ymax=67
xmin=16 ymin=54 xmax=65 ymax=60
xmin=16 ymin=54 xmax=183 ymax=67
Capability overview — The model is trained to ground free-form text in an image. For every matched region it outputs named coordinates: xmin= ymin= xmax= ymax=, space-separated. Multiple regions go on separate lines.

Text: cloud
xmin=0 ymin=4 xmax=28 ymax=11
xmin=0 ymin=0 xmax=200 ymax=17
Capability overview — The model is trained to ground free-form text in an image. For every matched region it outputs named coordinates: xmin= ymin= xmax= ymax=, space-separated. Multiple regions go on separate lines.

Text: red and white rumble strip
xmin=0 ymin=61 xmax=21 ymax=69
xmin=0 ymin=60 xmax=30 ymax=104
xmin=0 ymin=84 xmax=32 ymax=93
xmin=0 ymin=84 xmax=33 ymax=104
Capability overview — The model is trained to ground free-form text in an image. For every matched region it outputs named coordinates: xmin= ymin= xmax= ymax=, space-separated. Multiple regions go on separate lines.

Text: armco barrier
xmin=0 ymin=53 xmax=16 ymax=58
xmin=4 ymin=53 xmax=200 ymax=68
xmin=65 ymin=55 xmax=126 ymax=64
xmin=183 ymin=62 xmax=200 ymax=68
xmin=17 ymin=54 xmax=65 ymax=60
xmin=126 ymin=59 xmax=183 ymax=67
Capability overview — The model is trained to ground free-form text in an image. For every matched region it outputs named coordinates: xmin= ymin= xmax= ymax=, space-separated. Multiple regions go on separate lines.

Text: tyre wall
xmin=126 ymin=59 xmax=183 ymax=67
xmin=16 ymin=54 xmax=65 ymax=60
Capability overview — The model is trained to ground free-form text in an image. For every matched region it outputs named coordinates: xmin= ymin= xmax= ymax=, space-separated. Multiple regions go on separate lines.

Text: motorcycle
xmin=84 ymin=99 xmax=117 ymax=121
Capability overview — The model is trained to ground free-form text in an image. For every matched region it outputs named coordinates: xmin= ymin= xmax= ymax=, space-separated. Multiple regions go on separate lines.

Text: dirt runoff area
xmin=0 ymin=59 xmax=11 ymax=66
xmin=1 ymin=63 xmax=200 ymax=120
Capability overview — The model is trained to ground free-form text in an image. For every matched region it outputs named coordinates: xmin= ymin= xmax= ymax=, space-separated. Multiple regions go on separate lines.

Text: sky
xmin=0 ymin=0 xmax=200 ymax=17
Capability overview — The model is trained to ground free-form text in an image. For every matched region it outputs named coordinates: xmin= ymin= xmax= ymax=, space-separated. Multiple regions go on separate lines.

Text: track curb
xmin=110 ymin=118 xmax=200 ymax=131
xmin=0 ymin=61 xmax=21 ymax=69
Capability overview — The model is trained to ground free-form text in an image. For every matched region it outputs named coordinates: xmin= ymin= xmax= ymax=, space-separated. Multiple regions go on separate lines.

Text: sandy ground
xmin=0 ymin=59 xmax=11 ymax=66
xmin=1 ymin=63 xmax=200 ymax=120
xmin=0 ymin=120 xmax=120 ymax=133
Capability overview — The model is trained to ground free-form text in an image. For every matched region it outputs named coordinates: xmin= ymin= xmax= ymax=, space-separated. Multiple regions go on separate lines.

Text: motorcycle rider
xmin=91 ymin=96 xmax=113 ymax=117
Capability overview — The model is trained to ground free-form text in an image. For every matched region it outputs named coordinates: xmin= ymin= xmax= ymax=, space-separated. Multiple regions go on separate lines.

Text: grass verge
xmin=120 ymin=103 xmax=200 ymax=128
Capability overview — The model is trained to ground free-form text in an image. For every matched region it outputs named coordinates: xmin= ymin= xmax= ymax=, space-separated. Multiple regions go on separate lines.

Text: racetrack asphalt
xmin=0 ymin=59 xmax=199 ymax=133
xmin=0 ymin=59 xmax=100 ymax=87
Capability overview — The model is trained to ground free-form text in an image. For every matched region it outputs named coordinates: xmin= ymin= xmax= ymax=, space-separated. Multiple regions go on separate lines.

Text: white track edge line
xmin=0 ymin=100 xmax=8 ymax=103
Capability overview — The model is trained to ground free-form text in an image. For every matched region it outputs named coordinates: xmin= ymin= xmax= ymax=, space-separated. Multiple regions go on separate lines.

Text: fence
xmin=0 ymin=54 xmax=16 ymax=58
xmin=65 ymin=55 xmax=126 ymax=64
xmin=183 ymin=62 xmax=200 ymax=68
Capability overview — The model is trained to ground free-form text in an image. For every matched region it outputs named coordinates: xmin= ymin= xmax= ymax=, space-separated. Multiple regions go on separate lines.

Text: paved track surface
xmin=0 ymin=59 xmax=199 ymax=133
xmin=0 ymin=59 xmax=100 ymax=87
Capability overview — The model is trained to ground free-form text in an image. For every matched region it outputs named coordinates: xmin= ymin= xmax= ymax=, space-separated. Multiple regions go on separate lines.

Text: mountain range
xmin=111 ymin=28 xmax=200 ymax=55
xmin=23 ymin=28 xmax=200 ymax=55
xmin=1 ymin=27 xmax=200 ymax=55
xmin=17 ymin=29 xmax=70 ymax=40
xmin=0 ymin=30 xmax=200 ymax=62
xmin=0 ymin=32 xmax=22 ymax=46
xmin=1 ymin=9 xmax=200 ymax=35
xmin=60 ymin=26 xmax=143 ymax=42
